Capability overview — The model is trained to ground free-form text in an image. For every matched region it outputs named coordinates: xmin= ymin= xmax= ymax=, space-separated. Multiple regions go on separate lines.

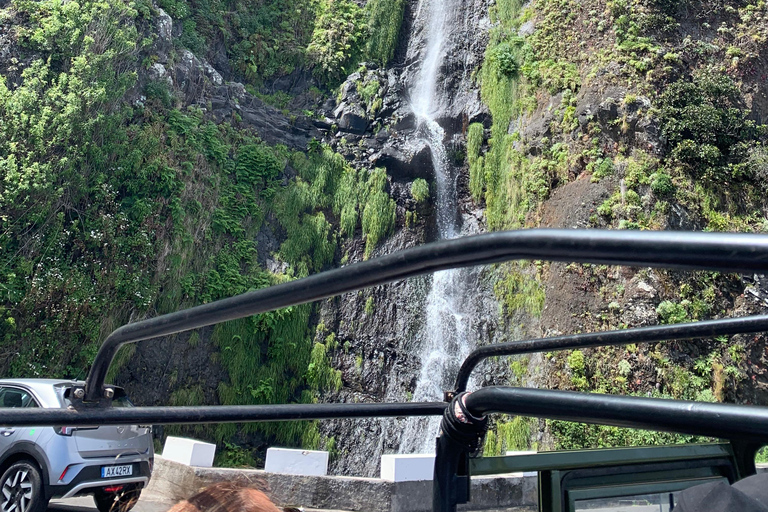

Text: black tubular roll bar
xmin=82 ymin=229 xmax=768 ymax=402
xmin=0 ymin=402 xmax=448 ymax=426
xmin=433 ymin=389 xmax=768 ymax=512
xmin=453 ymin=314 xmax=768 ymax=394
xmin=5 ymin=229 xmax=768 ymax=511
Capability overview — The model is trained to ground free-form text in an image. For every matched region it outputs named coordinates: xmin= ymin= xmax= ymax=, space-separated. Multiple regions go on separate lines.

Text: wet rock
xmin=374 ymin=143 xmax=433 ymax=180
xmin=667 ymin=204 xmax=700 ymax=230
xmin=313 ymin=118 xmax=333 ymax=130
xmin=375 ymin=129 xmax=390 ymax=142
xmin=339 ymin=110 xmax=369 ymax=134
xmin=322 ymin=98 xmax=337 ymax=116
xmin=392 ymin=113 xmax=417 ymax=132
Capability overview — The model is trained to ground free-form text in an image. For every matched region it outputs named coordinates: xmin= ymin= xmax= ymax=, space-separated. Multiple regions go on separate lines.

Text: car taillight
xmin=59 ymin=465 xmax=74 ymax=481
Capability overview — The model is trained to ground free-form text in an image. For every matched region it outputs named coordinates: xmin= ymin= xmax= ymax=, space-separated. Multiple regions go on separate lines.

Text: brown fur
xmin=167 ymin=483 xmax=283 ymax=512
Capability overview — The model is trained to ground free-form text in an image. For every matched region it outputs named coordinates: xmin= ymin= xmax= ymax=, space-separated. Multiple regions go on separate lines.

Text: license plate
xmin=101 ymin=465 xmax=133 ymax=478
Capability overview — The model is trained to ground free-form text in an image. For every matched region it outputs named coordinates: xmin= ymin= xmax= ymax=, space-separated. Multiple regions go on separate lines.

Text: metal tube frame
xmin=5 ymin=229 xmax=768 ymax=511
xmin=78 ymin=229 xmax=768 ymax=402
xmin=453 ymin=314 xmax=768 ymax=395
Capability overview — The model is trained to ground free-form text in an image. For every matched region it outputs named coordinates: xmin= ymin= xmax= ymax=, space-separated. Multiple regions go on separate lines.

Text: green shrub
xmin=650 ymin=172 xmax=674 ymax=196
xmin=307 ymin=341 xmax=342 ymax=392
xmin=364 ymin=0 xmax=406 ymax=66
xmin=658 ymin=70 xmax=764 ymax=180
xmin=307 ymin=0 xmax=367 ymax=84
xmin=550 ymin=419 xmax=707 ymax=450
xmin=567 ymin=350 xmax=588 ymax=389
xmin=362 ymin=169 xmax=396 ymax=258
xmin=592 ymin=158 xmax=614 ymax=181
xmin=467 ymin=123 xmax=485 ymax=201
xmin=489 ymin=41 xmax=519 ymax=76
xmin=493 ymin=263 xmax=545 ymax=317
xmin=357 ymin=78 xmax=380 ymax=108
xmin=410 ymin=178 xmax=430 ymax=203
xmin=216 ymin=441 xmax=256 ymax=468
xmin=657 ymin=300 xmax=689 ymax=324
xmin=483 ymin=416 xmax=533 ymax=456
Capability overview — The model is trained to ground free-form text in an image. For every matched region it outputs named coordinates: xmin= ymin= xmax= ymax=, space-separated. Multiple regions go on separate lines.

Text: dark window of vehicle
xmin=0 ymin=386 xmax=39 ymax=408
xmin=112 ymin=388 xmax=134 ymax=408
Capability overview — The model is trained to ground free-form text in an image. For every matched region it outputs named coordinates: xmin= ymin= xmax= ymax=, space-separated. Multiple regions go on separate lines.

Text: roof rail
xmin=9 ymin=229 xmax=768 ymax=511
xmin=80 ymin=229 xmax=768 ymax=402
xmin=453 ymin=314 xmax=768 ymax=395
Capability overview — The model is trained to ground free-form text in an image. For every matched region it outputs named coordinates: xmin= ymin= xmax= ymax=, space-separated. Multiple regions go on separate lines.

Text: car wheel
xmin=93 ymin=485 xmax=141 ymax=512
xmin=0 ymin=461 xmax=45 ymax=512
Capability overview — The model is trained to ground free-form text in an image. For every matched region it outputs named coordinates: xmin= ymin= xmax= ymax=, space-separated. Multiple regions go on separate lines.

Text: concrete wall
xmin=145 ymin=458 xmax=768 ymax=512
xmin=144 ymin=457 xmax=537 ymax=512
xmin=193 ymin=467 xmax=537 ymax=512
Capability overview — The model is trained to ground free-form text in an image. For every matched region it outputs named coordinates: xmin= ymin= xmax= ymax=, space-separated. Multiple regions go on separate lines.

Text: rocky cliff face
xmin=312 ymin=0 xmax=504 ymax=477
xmin=109 ymin=0 xmax=501 ymax=473
xmin=133 ymin=8 xmax=323 ymax=150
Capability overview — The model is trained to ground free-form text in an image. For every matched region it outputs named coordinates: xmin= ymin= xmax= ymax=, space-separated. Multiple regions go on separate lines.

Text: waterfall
xmin=318 ymin=0 xmax=494 ymax=476
xmin=398 ymin=0 xmax=479 ymax=454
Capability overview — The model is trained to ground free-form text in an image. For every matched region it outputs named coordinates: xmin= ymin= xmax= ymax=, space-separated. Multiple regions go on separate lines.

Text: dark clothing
xmin=674 ymin=473 xmax=768 ymax=512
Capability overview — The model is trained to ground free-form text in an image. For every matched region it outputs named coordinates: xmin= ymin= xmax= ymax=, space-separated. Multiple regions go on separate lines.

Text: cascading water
xmin=318 ymin=0 xmax=495 ymax=476
xmin=398 ymin=0 xmax=480 ymax=454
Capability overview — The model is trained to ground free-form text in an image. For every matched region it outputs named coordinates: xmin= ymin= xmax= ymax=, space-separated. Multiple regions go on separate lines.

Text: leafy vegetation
xmin=153 ymin=0 xmax=406 ymax=89
xmin=364 ymin=0 xmax=407 ymax=66
xmin=0 ymin=0 xmax=401 ymax=463
xmin=657 ymin=71 xmax=766 ymax=182
xmin=410 ymin=178 xmax=430 ymax=203
xmin=362 ymin=169 xmax=396 ymax=258
xmin=157 ymin=0 xmax=316 ymax=82
xmin=307 ymin=0 xmax=367 ymax=84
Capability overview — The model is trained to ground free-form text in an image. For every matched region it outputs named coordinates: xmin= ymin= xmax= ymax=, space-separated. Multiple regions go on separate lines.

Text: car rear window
xmin=0 ymin=386 xmax=39 ymax=408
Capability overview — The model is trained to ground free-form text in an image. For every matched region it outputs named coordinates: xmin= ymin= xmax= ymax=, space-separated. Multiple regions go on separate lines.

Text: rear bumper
xmin=48 ymin=460 xmax=152 ymax=499
xmin=61 ymin=476 xmax=149 ymax=499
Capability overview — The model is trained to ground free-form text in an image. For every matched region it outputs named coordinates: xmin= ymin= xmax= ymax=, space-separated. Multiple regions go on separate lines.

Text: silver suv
xmin=0 ymin=379 xmax=153 ymax=512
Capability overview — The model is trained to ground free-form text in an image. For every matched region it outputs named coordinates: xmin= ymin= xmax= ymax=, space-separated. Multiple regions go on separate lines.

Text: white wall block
xmin=380 ymin=454 xmax=436 ymax=482
xmin=265 ymin=448 xmax=329 ymax=476
xmin=162 ymin=436 xmax=216 ymax=467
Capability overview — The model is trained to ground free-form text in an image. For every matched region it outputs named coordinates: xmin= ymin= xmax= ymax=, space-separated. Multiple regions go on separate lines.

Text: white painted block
xmin=265 ymin=448 xmax=329 ymax=476
xmin=162 ymin=436 xmax=216 ymax=467
xmin=380 ymin=454 xmax=435 ymax=482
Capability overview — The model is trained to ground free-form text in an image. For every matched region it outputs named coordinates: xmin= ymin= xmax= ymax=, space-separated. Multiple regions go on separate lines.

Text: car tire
xmin=93 ymin=485 xmax=141 ymax=512
xmin=0 ymin=460 xmax=46 ymax=512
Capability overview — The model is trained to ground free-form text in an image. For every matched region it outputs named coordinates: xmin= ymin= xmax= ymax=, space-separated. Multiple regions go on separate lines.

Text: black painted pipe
xmin=84 ymin=229 xmax=768 ymax=401
xmin=0 ymin=402 xmax=447 ymax=427
xmin=454 ymin=314 xmax=768 ymax=393
xmin=464 ymin=387 xmax=768 ymax=440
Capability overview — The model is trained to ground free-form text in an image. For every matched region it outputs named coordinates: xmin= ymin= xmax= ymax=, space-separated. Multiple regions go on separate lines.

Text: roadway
xmin=49 ymin=496 xmax=169 ymax=512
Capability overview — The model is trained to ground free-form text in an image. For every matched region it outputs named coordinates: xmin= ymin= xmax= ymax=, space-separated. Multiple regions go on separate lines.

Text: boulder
xmin=373 ymin=142 xmax=433 ymax=180
xmin=339 ymin=109 xmax=369 ymax=134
